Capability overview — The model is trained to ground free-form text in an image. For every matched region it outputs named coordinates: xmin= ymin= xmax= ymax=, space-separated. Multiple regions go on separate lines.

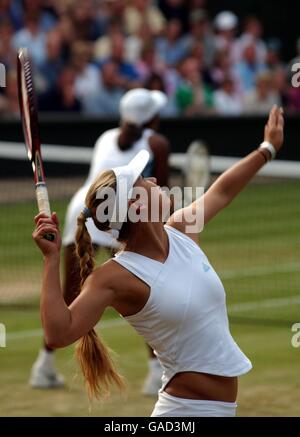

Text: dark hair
xmin=118 ymin=122 xmax=143 ymax=151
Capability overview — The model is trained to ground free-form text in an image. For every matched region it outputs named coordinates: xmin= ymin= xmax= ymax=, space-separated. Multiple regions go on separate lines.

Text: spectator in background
xmin=155 ymin=19 xmax=189 ymax=67
xmin=12 ymin=12 xmax=46 ymax=67
xmin=145 ymin=72 xmax=179 ymax=117
xmin=186 ymin=9 xmax=216 ymax=68
xmin=210 ymin=48 xmax=242 ymax=94
xmin=70 ymin=41 xmax=100 ymax=100
xmin=175 ymin=56 xmax=214 ymax=116
xmin=235 ymin=42 xmax=266 ymax=92
xmin=38 ymin=66 xmax=82 ymax=112
xmin=236 ymin=16 xmax=266 ymax=64
xmin=99 ymin=32 xmax=141 ymax=88
xmin=124 ymin=0 xmax=165 ymax=37
xmin=266 ymin=39 xmax=284 ymax=72
xmin=0 ymin=18 xmax=15 ymax=69
xmin=158 ymin=0 xmax=189 ymax=33
xmin=214 ymin=11 xmax=238 ymax=63
xmin=214 ymin=76 xmax=242 ymax=116
xmin=0 ymin=70 xmax=19 ymax=117
xmin=136 ymin=41 xmax=166 ymax=82
xmin=69 ymin=0 xmax=104 ymax=41
xmin=21 ymin=0 xmax=57 ymax=32
xmin=82 ymin=60 xmax=125 ymax=116
xmin=56 ymin=13 xmax=76 ymax=53
xmin=0 ymin=0 xmax=23 ymax=31
xmin=244 ymin=72 xmax=280 ymax=115
xmin=38 ymin=28 xmax=65 ymax=92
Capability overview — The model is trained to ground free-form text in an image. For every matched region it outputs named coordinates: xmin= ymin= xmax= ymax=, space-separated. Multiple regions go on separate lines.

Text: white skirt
xmin=151 ymin=391 xmax=237 ymax=417
xmin=62 ymin=185 xmax=120 ymax=249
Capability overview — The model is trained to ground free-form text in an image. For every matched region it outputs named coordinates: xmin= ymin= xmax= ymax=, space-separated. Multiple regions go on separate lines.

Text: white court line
xmin=5 ymin=295 xmax=299 ymax=341
xmin=219 ymin=262 xmax=300 ymax=280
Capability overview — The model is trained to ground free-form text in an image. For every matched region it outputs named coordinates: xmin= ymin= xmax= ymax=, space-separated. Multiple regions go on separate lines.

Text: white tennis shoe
xmin=142 ymin=358 xmax=163 ymax=396
xmin=29 ymin=349 xmax=64 ymax=389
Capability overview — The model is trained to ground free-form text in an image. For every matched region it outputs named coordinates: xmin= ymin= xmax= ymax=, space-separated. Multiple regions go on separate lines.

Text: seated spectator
xmin=0 ymin=0 xmax=23 ymax=31
xmin=158 ymin=0 xmax=189 ymax=33
xmin=155 ymin=19 xmax=189 ymax=67
xmin=145 ymin=72 xmax=179 ymax=117
xmin=175 ymin=56 xmax=214 ymax=116
xmin=136 ymin=41 xmax=166 ymax=82
xmin=13 ymin=11 xmax=47 ymax=68
xmin=38 ymin=66 xmax=82 ymax=112
xmin=186 ymin=9 xmax=216 ymax=68
xmin=210 ymin=48 xmax=242 ymax=93
xmin=244 ymin=72 xmax=280 ymax=115
xmin=236 ymin=16 xmax=267 ymax=64
xmin=21 ymin=0 xmax=57 ymax=32
xmin=69 ymin=0 xmax=104 ymax=41
xmin=0 ymin=18 xmax=15 ymax=69
xmin=124 ymin=0 xmax=165 ymax=37
xmin=82 ymin=60 xmax=125 ymax=116
xmin=266 ymin=39 xmax=284 ymax=72
xmin=70 ymin=41 xmax=100 ymax=100
xmin=38 ymin=28 xmax=65 ymax=92
xmin=235 ymin=42 xmax=267 ymax=92
xmin=214 ymin=11 xmax=239 ymax=63
xmin=0 ymin=70 xmax=19 ymax=117
xmin=99 ymin=32 xmax=141 ymax=88
xmin=214 ymin=77 xmax=243 ymax=116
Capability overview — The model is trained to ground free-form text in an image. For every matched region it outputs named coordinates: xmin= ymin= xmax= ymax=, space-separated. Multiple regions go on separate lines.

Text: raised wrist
xmin=259 ymin=141 xmax=276 ymax=160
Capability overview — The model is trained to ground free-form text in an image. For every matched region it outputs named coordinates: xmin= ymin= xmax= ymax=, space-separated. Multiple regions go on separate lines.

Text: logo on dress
xmin=202 ymin=262 xmax=210 ymax=272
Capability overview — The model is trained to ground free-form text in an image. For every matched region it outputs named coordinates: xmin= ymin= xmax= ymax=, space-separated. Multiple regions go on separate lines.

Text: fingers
xmin=52 ymin=212 xmax=60 ymax=226
xmin=268 ymin=105 xmax=277 ymax=127
xmin=34 ymin=212 xmax=49 ymax=224
xmin=33 ymin=225 xmax=58 ymax=240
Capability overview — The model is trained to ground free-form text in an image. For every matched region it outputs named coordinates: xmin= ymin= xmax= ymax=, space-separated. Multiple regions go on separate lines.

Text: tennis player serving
xmin=32 ymin=106 xmax=284 ymax=416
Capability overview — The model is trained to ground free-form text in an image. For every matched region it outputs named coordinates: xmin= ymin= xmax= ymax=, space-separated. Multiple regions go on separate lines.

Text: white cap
xmin=110 ymin=150 xmax=150 ymax=231
xmin=214 ymin=11 xmax=238 ymax=31
xmin=120 ymin=88 xmax=167 ymax=126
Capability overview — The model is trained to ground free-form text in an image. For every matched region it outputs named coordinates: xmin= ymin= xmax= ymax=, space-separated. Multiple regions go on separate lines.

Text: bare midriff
xmin=164 ymin=372 xmax=238 ymax=402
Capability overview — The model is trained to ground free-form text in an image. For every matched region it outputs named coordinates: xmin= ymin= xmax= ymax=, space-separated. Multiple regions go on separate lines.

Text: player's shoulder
xmin=149 ymin=132 xmax=170 ymax=151
xmin=95 ymin=127 xmax=120 ymax=146
xmin=91 ymin=256 xmax=129 ymax=290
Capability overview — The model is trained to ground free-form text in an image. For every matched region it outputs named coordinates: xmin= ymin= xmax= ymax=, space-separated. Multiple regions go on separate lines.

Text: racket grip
xmin=36 ymin=183 xmax=55 ymax=242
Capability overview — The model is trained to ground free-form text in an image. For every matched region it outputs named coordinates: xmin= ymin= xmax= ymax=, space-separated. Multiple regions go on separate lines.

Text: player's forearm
xmin=41 ymin=255 xmax=72 ymax=348
xmin=211 ymin=149 xmax=267 ymax=205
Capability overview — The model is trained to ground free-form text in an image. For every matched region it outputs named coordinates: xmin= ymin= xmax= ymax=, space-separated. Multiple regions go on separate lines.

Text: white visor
xmin=120 ymin=88 xmax=167 ymax=126
xmin=109 ymin=150 xmax=150 ymax=231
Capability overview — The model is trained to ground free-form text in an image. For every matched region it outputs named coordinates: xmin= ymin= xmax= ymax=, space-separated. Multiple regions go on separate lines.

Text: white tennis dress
xmin=113 ymin=225 xmax=252 ymax=416
xmin=62 ymin=128 xmax=154 ymax=247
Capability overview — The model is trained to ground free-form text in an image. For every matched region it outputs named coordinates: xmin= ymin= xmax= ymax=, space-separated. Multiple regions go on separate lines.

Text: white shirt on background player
xmin=62 ymin=128 xmax=154 ymax=248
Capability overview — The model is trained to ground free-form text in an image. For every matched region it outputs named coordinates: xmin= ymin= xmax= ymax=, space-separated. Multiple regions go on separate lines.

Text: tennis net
xmin=0 ymin=141 xmax=299 ymax=325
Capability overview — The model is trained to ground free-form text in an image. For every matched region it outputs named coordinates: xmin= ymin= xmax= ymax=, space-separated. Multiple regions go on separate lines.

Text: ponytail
xmin=75 ymin=212 xmax=124 ymax=399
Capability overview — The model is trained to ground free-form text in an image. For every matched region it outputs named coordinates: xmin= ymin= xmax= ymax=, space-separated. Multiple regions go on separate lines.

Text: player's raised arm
xmin=169 ymin=105 xmax=284 ymax=241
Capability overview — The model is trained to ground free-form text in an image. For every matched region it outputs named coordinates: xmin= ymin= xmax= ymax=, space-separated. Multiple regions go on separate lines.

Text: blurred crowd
xmin=0 ymin=0 xmax=300 ymax=118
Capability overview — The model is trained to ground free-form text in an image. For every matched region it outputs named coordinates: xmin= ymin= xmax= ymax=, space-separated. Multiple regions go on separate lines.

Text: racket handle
xmin=36 ymin=183 xmax=55 ymax=242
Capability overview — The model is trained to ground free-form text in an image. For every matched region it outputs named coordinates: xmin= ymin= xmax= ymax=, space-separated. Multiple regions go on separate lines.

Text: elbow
xmin=44 ymin=332 xmax=71 ymax=350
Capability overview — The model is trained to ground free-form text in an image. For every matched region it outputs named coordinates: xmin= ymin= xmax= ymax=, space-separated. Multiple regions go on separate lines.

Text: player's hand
xmin=32 ymin=212 xmax=61 ymax=257
xmin=264 ymin=105 xmax=284 ymax=151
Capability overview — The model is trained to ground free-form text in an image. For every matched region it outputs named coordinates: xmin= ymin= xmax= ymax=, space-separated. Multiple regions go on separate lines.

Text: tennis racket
xmin=17 ymin=48 xmax=54 ymax=241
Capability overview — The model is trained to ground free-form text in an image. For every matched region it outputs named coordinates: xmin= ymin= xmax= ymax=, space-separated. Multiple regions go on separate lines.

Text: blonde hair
xmin=75 ymin=170 xmax=125 ymax=399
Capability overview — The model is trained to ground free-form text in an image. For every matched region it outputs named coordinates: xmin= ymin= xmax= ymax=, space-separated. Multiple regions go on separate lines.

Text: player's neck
xmin=125 ymin=221 xmax=168 ymax=263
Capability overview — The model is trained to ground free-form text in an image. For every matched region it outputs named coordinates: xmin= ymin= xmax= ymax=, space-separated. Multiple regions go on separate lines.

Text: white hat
xmin=214 ymin=11 xmax=238 ymax=31
xmin=110 ymin=150 xmax=150 ymax=231
xmin=120 ymin=88 xmax=167 ymax=126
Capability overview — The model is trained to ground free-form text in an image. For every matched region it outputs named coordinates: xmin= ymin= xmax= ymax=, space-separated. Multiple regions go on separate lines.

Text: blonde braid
xmin=75 ymin=212 xmax=124 ymax=399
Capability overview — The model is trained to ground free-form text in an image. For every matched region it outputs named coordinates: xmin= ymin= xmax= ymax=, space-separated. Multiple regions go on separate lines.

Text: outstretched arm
xmin=168 ymin=106 xmax=284 ymax=241
xmin=32 ymin=213 xmax=115 ymax=349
